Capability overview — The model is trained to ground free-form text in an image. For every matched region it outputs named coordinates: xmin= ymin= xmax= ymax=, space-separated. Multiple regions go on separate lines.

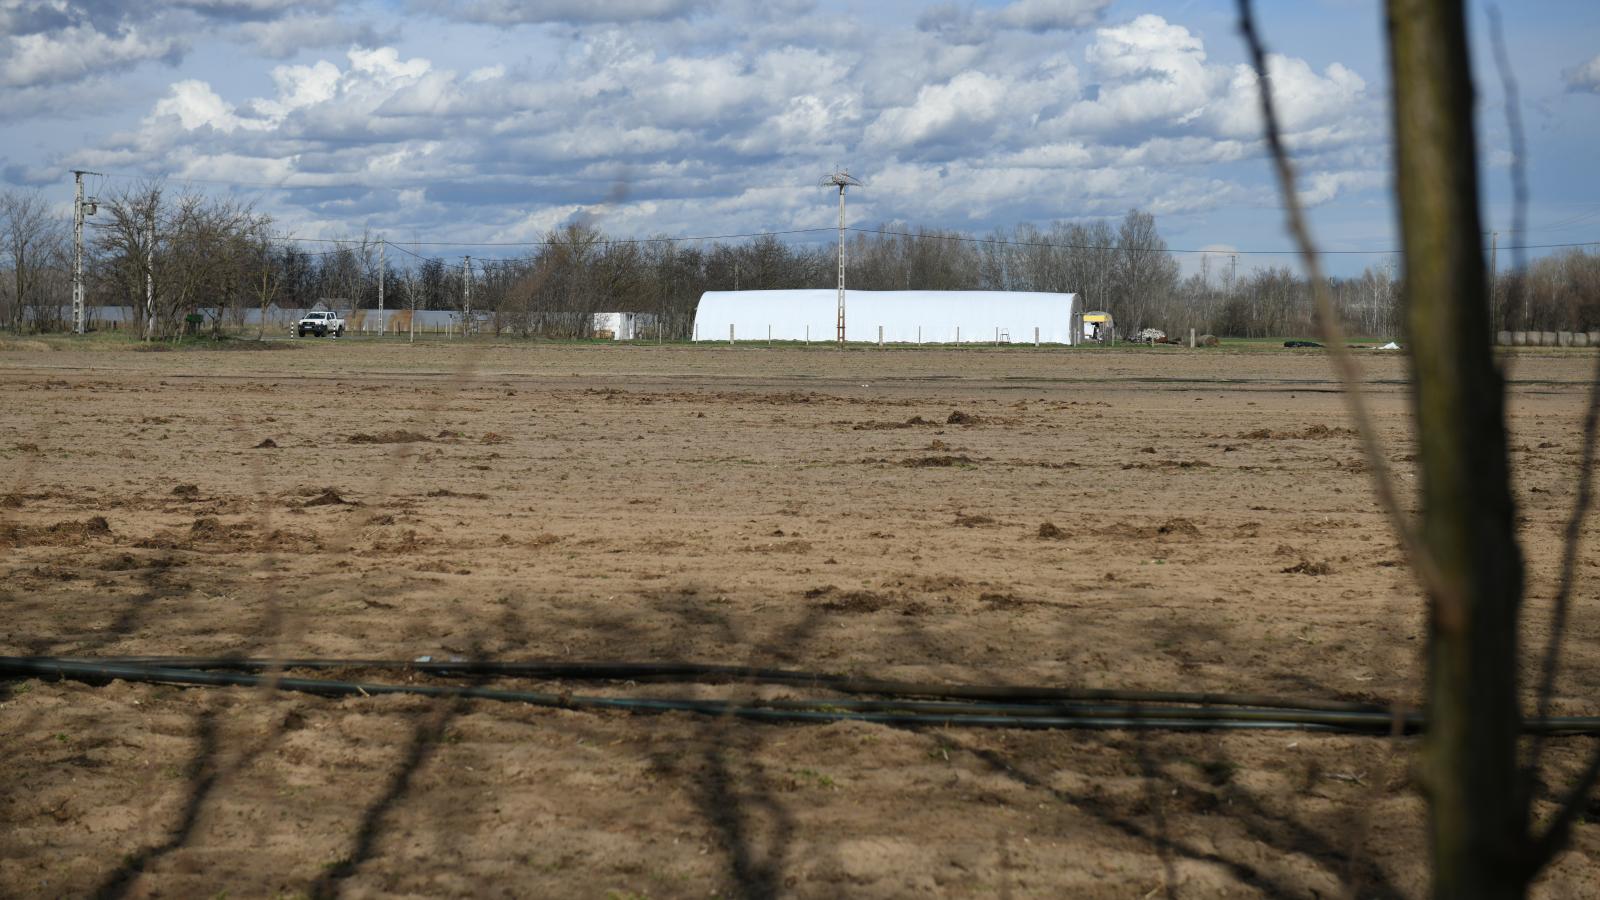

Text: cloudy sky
xmin=3 ymin=0 xmax=1598 ymax=276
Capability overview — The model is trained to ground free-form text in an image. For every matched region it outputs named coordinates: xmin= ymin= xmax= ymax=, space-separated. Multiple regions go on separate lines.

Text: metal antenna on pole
xmin=71 ymin=170 xmax=102 ymax=335
xmin=821 ymin=169 xmax=862 ymax=346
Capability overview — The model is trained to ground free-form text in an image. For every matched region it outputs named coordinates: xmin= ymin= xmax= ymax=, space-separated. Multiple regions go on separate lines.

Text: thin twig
xmin=1487 ymin=7 xmax=1528 ymax=336
xmin=1234 ymin=0 xmax=1446 ymax=606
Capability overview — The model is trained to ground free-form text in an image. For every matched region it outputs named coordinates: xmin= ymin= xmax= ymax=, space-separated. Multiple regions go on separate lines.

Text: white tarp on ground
xmin=692 ymin=289 xmax=1079 ymax=344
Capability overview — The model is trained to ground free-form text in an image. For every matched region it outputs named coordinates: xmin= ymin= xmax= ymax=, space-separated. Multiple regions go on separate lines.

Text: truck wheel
xmin=315 ymin=325 xmax=326 ymax=336
xmin=335 ymin=326 xmax=344 ymax=337
xmin=298 ymin=327 xmax=307 ymax=337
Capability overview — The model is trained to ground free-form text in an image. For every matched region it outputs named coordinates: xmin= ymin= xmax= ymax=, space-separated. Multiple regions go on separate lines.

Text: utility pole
xmin=822 ymin=169 xmax=862 ymax=346
xmin=145 ymin=209 xmax=155 ymax=341
xmin=378 ymin=238 xmax=385 ymax=337
xmin=70 ymin=171 xmax=100 ymax=335
xmin=462 ymin=255 xmax=471 ymax=338
xmin=1488 ymin=231 xmax=1498 ymax=328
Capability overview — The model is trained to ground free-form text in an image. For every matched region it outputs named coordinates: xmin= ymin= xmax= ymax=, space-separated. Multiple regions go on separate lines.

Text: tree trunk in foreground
xmin=1385 ymin=1 xmax=1529 ymax=895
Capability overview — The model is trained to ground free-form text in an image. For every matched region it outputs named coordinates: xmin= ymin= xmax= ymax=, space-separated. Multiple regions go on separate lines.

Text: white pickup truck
xmin=295 ymin=310 xmax=344 ymax=337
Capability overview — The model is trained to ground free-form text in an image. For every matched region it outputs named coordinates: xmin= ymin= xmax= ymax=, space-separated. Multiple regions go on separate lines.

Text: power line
xmin=845 ymin=226 xmax=1600 ymax=256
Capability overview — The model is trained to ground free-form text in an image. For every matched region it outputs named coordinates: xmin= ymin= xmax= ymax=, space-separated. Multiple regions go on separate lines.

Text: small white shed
xmin=593 ymin=312 xmax=641 ymax=340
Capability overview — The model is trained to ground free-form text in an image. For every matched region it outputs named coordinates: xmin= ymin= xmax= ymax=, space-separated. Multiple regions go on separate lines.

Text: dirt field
xmin=2 ymin=341 xmax=1597 ymax=898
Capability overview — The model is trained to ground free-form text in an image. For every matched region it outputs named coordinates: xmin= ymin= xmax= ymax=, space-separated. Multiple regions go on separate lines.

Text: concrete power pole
xmin=145 ymin=210 xmax=155 ymax=340
xmin=462 ymin=255 xmax=471 ymax=338
xmin=1488 ymin=231 xmax=1498 ymax=327
xmin=822 ymin=170 xmax=862 ymax=346
xmin=70 ymin=171 xmax=100 ymax=335
xmin=378 ymin=239 xmax=385 ymax=337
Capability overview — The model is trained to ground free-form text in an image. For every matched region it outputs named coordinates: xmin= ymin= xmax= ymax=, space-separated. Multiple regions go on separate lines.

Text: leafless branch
xmin=1487 ymin=6 xmax=1528 ymax=335
xmin=1235 ymin=0 xmax=1447 ymax=612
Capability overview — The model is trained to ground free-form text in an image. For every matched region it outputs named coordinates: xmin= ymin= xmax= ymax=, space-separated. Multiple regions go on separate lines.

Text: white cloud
xmin=992 ymin=0 xmax=1112 ymax=33
xmin=234 ymin=13 xmax=391 ymax=58
xmin=1564 ymin=55 xmax=1600 ymax=94
xmin=254 ymin=60 xmax=342 ymax=117
xmin=412 ymin=0 xmax=711 ymax=25
xmin=866 ymin=71 xmax=1011 ymax=148
xmin=1297 ymin=170 xmax=1384 ymax=207
xmin=1057 ymin=15 xmax=1372 ymax=153
xmin=1 ymin=24 xmax=184 ymax=88
xmin=151 ymin=79 xmax=265 ymax=131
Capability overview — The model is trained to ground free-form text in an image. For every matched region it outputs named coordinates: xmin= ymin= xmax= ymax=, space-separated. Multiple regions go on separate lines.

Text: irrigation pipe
xmin=80 ymin=655 xmax=1395 ymax=713
xmin=7 ymin=657 xmax=1600 ymax=735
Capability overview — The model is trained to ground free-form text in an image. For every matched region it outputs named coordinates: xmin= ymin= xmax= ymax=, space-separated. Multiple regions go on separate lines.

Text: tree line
xmin=2 ymin=182 xmax=1596 ymax=339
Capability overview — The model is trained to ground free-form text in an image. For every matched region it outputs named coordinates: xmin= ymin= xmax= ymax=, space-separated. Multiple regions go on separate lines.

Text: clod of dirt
xmin=302 ymin=488 xmax=354 ymax=507
xmin=0 ymin=493 xmax=23 ymax=509
xmin=98 ymin=553 xmax=144 ymax=571
xmin=1283 ymin=559 xmax=1334 ymax=576
xmin=253 ymin=438 xmax=279 ymax=449
xmin=349 ymin=430 xmax=430 ymax=444
xmin=15 ymin=442 xmax=42 ymax=453
xmin=426 ymin=489 xmax=490 ymax=500
xmin=1157 ymin=518 xmax=1201 ymax=536
xmin=1237 ymin=425 xmax=1357 ymax=441
xmin=980 ymin=592 xmax=1025 ymax=609
xmin=189 ymin=517 xmax=225 ymax=537
xmin=852 ymin=415 xmax=938 ymax=431
xmin=901 ymin=455 xmax=977 ymax=468
xmin=171 ymin=483 xmax=200 ymax=498
xmin=946 ymin=410 xmax=981 ymax=425
xmin=954 ymin=513 xmax=995 ymax=527
xmin=480 ymin=432 xmax=507 ymax=444
xmin=1038 ymin=522 xmax=1067 ymax=540
xmin=1122 ymin=459 xmax=1212 ymax=470
xmin=1098 ymin=518 xmax=1202 ymax=540
xmin=1 ymin=516 xmax=112 ymax=548
xmin=806 ymin=585 xmax=891 ymax=613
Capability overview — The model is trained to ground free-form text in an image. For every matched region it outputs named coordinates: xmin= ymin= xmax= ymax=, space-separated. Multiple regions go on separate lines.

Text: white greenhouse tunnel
xmin=691 ymin=290 xmax=1082 ymax=344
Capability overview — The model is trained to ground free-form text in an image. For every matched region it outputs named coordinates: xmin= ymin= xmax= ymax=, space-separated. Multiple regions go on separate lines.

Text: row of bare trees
xmin=2 ymin=183 xmax=1595 ymax=340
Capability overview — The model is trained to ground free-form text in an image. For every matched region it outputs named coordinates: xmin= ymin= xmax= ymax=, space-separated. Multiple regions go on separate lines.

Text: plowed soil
xmin=2 ymin=342 xmax=1597 ymax=898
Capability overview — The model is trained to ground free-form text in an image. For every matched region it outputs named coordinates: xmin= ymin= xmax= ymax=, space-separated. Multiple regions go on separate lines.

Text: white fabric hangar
xmin=692 ymin=289 xmax=1080 ymax=344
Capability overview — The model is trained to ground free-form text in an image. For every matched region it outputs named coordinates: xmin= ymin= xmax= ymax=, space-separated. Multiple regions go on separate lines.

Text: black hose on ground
xmin=80 ymin=655 xmax=1397 ymax=713
xmin=6 ymin=656 xmax=1600 ymax=735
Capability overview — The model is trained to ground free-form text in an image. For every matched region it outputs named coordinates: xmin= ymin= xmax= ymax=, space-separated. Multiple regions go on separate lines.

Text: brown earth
xmin=1 ymin=341 xmax=1597 ymax=898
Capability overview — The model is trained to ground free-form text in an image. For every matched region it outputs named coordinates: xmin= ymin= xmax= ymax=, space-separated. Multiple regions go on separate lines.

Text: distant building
xmin=592 ymin=312 xmax=661 ymax=340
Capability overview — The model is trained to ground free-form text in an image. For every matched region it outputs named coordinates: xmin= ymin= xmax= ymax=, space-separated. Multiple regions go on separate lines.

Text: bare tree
xmin=1240 ymin=0 xmax=1600 ymax=895
xmin=94 ymin=182 xmax=163 ymax=338
xmin=0 ymin=189 xmax=66 ymax=334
